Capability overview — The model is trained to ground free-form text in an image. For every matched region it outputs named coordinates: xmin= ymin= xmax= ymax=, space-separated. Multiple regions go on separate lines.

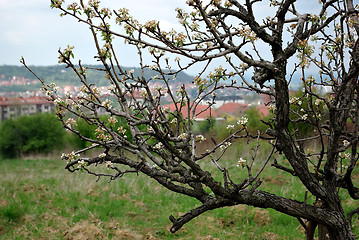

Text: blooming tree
xmin=22 ymin=0 xmax=359 ymax=239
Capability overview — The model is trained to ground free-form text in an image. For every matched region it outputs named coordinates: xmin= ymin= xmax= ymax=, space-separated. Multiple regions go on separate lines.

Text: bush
xmin=68 ymin=115 xmax=132 ymax=149
xmin=67 ymin=117 xmax=97 ymax=149
xmin=0 ymin=113 xmax=65 ymax=158
xmin=193 ymin=118 xmax=216 ymax=134
xmin=244 ymin=107 xmax=273 ymax=134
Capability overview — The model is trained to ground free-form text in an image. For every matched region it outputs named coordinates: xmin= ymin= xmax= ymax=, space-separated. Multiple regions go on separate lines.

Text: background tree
xmin=22 ymin=0 xmax=359 ymax=239
xmin=0 ymin=113 xmax=65 ymax=158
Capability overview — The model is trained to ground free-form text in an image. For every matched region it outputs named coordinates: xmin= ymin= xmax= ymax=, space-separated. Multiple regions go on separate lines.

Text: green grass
xmin=0 ymin=157 xmax=357 ymax=239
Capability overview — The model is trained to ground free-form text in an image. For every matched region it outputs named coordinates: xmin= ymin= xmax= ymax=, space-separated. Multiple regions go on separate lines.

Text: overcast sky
xmin=0 ymin=0 xmax=320 ymax=76
xmin=0 ymin=0 xmax=188 ymax=69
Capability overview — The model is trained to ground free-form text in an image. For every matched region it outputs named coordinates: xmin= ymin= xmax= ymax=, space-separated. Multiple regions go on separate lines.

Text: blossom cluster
xmin=77 ymin=160 xmax=86 ymax=168
xmin=289 ymin=97 xmax=299 ymax=104
xmin=105 ymin=161 xmax=113 ymax=168
xmin=220 ymin=142 xmax=232 ymax=151
xmin=144 ymin=20 xmax=158 ymax=31
xmin=170 ymin=118 xmax=177 ymax=124
xmin=195 ymin=135 xmax=206 ymax=142
xmin=58 ymin=45 xmax=75 ymax=63
xmin=61 ymin=151 xmax=80 ymax=162
xmin=343 ymin=140 xmax=350 ymax=147
xmin=179 ymin=132 xmax=188 ymax=139
xmin=101 ymin=99 xmax=112 ymax=109
xmin=117 ymin=126 xmax=127 ymax=138
xmin=108 ymin=85 xmax=116 ymax=92
xmin=339 ymin=152 xmax=351 ymax=161
xmin=41 ymin=82 xmax=60 ymax=98
xmin=314 ymin=98 xmax=322 ymax=106
xmin=176 ymin=85 xmax=186 ymax=97
xmin=95 ymin=127 xmax=112 ymax=142
xmin=153 ymin=142 xmax=163 ymax=150
xmin=50 ymin=0 xmax=64 ymax=8
xmin=66 ymin=118 xmax=77 ymax=129
xmin=297 ymin=39 xmax=315 ymax=67
xmin=108 ymin=116 xmax=118 ymax=125
xmin=194 ymin=76 xmax=207 ymax=89
xmin=226 ymin=125 xmax=235 ymax=130
xmin=236 ymin=157 xmax=246 ymax=168
xmin=238 ymin=26 xmax=258 ymax=42
xmin=237 ymin=117 xmax=248 ymax=125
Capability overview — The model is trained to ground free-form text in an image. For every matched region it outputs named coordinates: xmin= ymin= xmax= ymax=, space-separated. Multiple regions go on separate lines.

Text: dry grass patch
xmin=252 ymin=209 xmax=271 ymax=225
xmin=63 ymin=220 xmax=105 ymax=240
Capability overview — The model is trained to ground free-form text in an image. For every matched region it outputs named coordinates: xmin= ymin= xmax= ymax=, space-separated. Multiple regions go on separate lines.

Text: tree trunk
xmin=318 ymin=224 xmax=329 ymax=240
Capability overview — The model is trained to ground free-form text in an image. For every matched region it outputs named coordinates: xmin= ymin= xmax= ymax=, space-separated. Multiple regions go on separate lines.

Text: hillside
xmin=0 ymin=65 xmax=194 ymax=87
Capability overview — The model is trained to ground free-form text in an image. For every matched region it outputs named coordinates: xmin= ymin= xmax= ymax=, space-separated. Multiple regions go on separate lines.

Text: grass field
xmin=0 ymin=156 xmax=357 ymax=239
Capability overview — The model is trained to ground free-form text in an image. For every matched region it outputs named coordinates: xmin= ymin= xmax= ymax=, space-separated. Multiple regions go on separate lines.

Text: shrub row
xmin=0 ymin=107 xmax=274 ymax=158
xmin=0 ymin=113 xmax=65 ymax=158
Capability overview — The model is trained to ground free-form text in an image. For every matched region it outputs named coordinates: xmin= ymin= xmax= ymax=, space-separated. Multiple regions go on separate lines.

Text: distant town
xmin=0 ymin=65 xmax=274 ymax=122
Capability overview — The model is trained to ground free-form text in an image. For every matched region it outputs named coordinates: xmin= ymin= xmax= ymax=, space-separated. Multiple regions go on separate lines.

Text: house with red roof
xmin=163 ymin=102 xmax=217 ymax=121
xmin=216 ymin=102 xmax=250 ymax=116
xmin=256 ymin=104 xmax=270 ymax=117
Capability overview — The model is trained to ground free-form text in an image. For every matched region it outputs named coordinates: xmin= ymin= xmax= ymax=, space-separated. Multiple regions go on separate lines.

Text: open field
xmin=0 ymin=157 xmax=358 ymax=239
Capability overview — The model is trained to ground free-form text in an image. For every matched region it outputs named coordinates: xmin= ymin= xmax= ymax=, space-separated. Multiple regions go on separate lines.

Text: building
xmin=163 ymin=103 xmax=218 ymax=121
xmin=215 ymin=102 xmax=250 ymax=122
xmin=0 ymin=96 xmax=54 ymax=121
xmin=201 ymin=94 xmax=245 ymax=108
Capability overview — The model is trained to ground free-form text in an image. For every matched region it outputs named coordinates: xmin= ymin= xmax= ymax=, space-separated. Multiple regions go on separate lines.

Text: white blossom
xmin=105 ymin=161 xmax=113 ymax=168
xmin=108 ymin=85 xmax=116 ymax=91
xmin=45 ymin=90 xmax=53 ymax=97
xmin=54 ymin=98 xmax=63 ymax=106
xmin=340 ymin=152 xmax=351 ymax=159
xmin=78 ymin=160 xmax=86 ymax=168
xmin=65 ymin=98 xmax=74 ymax=106
xmin=63 ymin=151 xmax=80 ymax=161
xmin=237 ymin=117 xmax=248 ymax=125
xmin=315 ymin=98 xmax=322 ymax=106
xmin=343 ymin=140 xmax=350 ymax=147
xmin=101 ymin=99 xmax=112 ymax=109
xmin=149 ymin=65 xmax=157 ymax=70
xmin=179 ymin=132 xmax=188 ymax=139
xmin=153 ymin=142 xmax=163 ymax=150
xmin=195 ymin=135 xmax=206 ymax=142
xmin=268 ymin=104 xmax=276 ymax=111
xmin=140 ymin=89 xmax=148 ymax=98
xmin=66 ymin=118 xmax=77 ymax=128
xmin=289 ymin=97 xmax=298 ymax=104
xmin=92 ymin=86 xmax=101 ymax=96
xmin=236 ymin=157 xmax=246 ymax=168
xmin=77 ymin=92 xmax=85 ymax=98
xmin=108 ymin=116 xmax=118 ymax=125
xmin=220 ymin=142 xmax=232 ymax=151
xmin=226 ymin=125 xmax=235 ymax=130
xmin=170 ymin=118 xmax=177 ymax=124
